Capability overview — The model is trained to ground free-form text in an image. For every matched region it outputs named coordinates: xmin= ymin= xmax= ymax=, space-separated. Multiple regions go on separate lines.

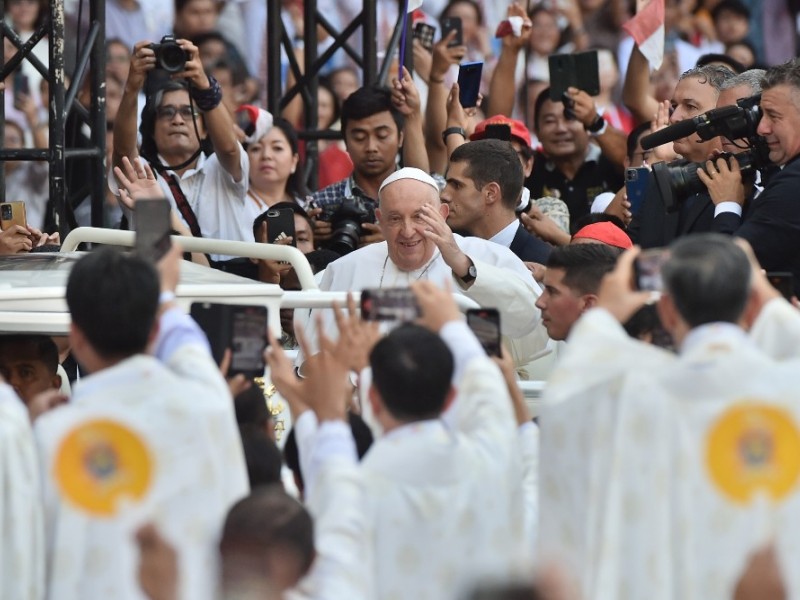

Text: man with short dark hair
xmin=539 ymin=233 xmax=800 ymax=598
xmin=535 ymin=244 xmax=620 ymax=341
xmin=444 ymin=140 xmax=551 ymax=263
xmin=34 ymin=246 xmax=248 ymax=600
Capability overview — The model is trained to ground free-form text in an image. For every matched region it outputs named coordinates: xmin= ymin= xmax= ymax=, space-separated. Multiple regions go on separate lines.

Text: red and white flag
xmin=623 ymin=0 xmax=665 ymax=71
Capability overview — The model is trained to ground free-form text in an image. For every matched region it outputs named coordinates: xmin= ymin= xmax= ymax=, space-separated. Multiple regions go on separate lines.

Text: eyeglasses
xmin=156 ymin=105 xmax=198 ymax=120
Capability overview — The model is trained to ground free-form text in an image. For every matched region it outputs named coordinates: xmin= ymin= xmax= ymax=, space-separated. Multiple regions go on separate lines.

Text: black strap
xmin=164 ymin=173 xmax=203 ymax=238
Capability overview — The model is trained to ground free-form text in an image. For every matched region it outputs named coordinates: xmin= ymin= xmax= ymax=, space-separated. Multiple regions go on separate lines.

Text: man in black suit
xmin=442 ymin=139 xmax=551 ymax=263
xmin=629 ymin=64 xmax=735 ymax=248
xmin=704 ymin=59 xmax=800 ymax=295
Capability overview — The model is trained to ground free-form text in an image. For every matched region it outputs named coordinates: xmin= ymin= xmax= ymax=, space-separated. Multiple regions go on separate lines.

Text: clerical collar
xmin=680 ymin=322 xmax=749 ymax=355
xmin=489 ymin=219 xmax=519 ymax=248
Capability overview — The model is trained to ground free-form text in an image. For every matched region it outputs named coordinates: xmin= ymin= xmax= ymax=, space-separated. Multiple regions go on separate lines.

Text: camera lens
xmin=159 ymin=43 xmax=187 ymax=74
xmin=1 ymin=205 xmax=11 ymax=220
xmin=328 ymin=220 xmax=361 ymax=255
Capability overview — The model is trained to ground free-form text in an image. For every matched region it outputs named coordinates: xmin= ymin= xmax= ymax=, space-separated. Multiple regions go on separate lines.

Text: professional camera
xmin=648 ymin=94 xmax=772 ymax=211
xmin=148 ymin=35 xmax=190 ymax=74
xmin=327 ymin=196 xmax=375 ymax=255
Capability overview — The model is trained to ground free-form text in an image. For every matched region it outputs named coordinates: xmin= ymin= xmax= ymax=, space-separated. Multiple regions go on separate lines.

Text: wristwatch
xmin=459 ymin=263 xmax=477 ymax=284
xmin=442 ymin=126 xmax=467 ymax=144
xmin=586 ymin=114 xmax=607 ymax=136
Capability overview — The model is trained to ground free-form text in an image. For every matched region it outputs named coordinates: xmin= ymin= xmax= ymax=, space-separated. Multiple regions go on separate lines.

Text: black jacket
xmin=509 ymin=224 xmax=552 ymax=263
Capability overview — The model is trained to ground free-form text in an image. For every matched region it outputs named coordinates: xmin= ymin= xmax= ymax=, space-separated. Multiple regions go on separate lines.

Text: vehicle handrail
xmin=60 ymin=227 xmax=318 ymax=290
xmin=280 ymin=290 xmax=481 ymax=311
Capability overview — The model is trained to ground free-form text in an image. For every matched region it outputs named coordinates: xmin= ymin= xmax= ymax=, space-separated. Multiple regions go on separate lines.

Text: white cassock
xmin=538 ymin=305 xmax=800 ymax=600
xmin=35 ymin=309 xmax=249 ymax=600
xmin=0 ymin=384 xmax=44 ymax=600
xmin=299 ymin=235 xmax=544 ymax=363
xmin=358 ymin=321 xmax=530 ymax=600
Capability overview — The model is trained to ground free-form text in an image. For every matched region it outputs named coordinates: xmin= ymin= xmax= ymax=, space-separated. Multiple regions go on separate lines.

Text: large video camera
xmin=327 ymin=196 xmax=375 ymax=255
xmin=148 ymin=35 xmax=190 ymax=74
xmin=641 ymin=95 xmax=771 ymax=211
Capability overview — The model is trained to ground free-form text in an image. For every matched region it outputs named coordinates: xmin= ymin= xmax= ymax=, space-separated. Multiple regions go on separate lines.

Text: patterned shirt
xmin=310 ymin=175 xmax=378 ymax=224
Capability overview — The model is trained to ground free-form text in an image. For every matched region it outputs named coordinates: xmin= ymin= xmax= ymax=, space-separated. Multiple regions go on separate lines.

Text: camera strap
xmin=164 ymin=173 xmax=203 ymax=239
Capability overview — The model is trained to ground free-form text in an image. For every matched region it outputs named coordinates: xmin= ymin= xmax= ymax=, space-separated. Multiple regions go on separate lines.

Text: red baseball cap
xmin=572 ymin=222 xmax=633 ymax=250
xmin=470 ymin=115 xmax=531 ymax=148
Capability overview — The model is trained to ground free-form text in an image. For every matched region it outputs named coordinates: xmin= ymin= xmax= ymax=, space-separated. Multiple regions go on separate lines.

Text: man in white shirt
xmin=539 ymin=234 xmax=800 ymax=599
xmin=300 ymin=167 xmax=542 ymax=362
xmin=34 ymin=246 xmax=248 ymax=600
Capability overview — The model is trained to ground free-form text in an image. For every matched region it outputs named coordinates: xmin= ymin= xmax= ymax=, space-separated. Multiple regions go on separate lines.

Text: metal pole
xmin=89 ymin=0 xmax=106 ymax=227
xmin=266 ymin=0 xmax=283 ymax=114
xmin=362 ymin=2 xmax=378 ymax=86
xmin=49 ymin=0 xmax=66 ymax=237
xmin=304 ymin=0 xmax=319 ymax=191
xmin=0 ymin=0 xmax=6 ymax=203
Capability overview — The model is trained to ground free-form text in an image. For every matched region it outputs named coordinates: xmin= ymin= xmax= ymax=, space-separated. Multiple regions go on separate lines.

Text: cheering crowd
xmin=5 ymin=0 xmax=800 ymax=598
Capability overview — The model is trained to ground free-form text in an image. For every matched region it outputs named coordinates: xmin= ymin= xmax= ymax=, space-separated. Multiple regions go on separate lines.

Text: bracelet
xmin=159 ymin=290 xmax=176 ymax=305
xmin=190 ymin=74 xmax=222 ymax=112
xmin=430 ymin=76 xmax=445 ymax=83
xmin=442 ymin=126 xmax=466 ymax=144
xmin=586 ymin=114 xmax=606 ymax=134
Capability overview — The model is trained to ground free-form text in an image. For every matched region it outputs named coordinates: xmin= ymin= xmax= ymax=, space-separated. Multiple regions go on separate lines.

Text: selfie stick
xmin=398 ymin=0 xmax=410 ymax=80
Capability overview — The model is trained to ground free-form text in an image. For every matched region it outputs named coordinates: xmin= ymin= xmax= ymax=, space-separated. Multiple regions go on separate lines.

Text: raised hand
xmin=417 ymin=204 xmax=473 ymax=280
xmin=391 ymin=66 xmax=422 ymax=116
xmin=114 ymin=156 xmax=165 ymax=210
xmin=330 ymin=293 xmax=381 ymax=372
xmin=430 ymin=30 xmax=466 ymax=83
xmin=411 ymin=280 xmax=461 ymax=333
xmin=127 ymin=41 xmax=157 ymax=94
xmin=650 ymin=100 xmax=679 ymax=163
xmin=0 ymin=225 xmax=33 ymax=255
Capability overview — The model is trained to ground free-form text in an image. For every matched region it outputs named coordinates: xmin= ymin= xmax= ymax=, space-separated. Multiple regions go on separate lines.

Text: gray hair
xmin=719 ymin=69 xmax=766 ymax=94
xmin=678 ymin=64 xmax=737 ymax=93
xmin=763 ymin=58 xmax=800 ymax=93
xmin=662 ymin=234 xmax=752 ymax=328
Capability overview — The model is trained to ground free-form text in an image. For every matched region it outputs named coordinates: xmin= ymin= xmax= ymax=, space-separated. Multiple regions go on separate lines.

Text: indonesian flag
xmin=622 ymin=0 xmax=665 ymax=72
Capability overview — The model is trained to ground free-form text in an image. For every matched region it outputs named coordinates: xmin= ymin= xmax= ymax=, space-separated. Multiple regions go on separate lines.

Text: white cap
xmin=378 ymin=167 xmax=440 ymax=199
xmin=590 ymin=191 xmax=615 ymax=214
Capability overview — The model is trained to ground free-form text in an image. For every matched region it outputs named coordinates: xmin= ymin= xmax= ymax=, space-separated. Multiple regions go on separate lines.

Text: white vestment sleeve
xmin=518 ymin=421 xmax=539 ymax=555
xmin=0 ymin=385 xmax=45 ymax=600
xmin=749 ymin=297 xmax=800 ymax=361
xmin=455 ymin=257 xmax=541 ymax=338
xmin=289 ymin=421 xmax=369 ymax=600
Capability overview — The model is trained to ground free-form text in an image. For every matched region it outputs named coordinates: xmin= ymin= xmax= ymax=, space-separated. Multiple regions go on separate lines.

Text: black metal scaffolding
xmin=267 ymin=0 xmax=380 ymax=191
xmin=0 ymin=0 xmax=106 ymax=236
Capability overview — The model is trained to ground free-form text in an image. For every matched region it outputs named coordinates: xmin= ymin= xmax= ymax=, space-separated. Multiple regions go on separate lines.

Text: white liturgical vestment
xmin=34 ymin=308 xmax=249 ymax=600
xmin=0 ymin=383 xmax=44 ymax=600
xmin=539 ymin=304 xmax=800 ymax=600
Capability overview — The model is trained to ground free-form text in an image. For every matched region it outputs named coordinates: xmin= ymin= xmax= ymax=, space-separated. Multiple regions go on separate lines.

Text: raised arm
xmin=392 ymin=67 xmax=429 ymax=173
xmin=566 ymin=86 xmax=627 ymax=171
xmin=487 ymin=3 xmax=531 ymax=118
xmin=173 ymin=39 xmax=243 ymax=182
xmin=113 ymin=41 xmax=151 ymax=170
xmin=622 ymin=43 xmax=660 ymax=125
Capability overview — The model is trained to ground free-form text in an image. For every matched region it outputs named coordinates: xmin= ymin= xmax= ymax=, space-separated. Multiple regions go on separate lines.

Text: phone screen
xmin=467 ymin=309 xmax=501 ymax=357
xmin=457 ymin=61 xmax=483 ymax=108
xmin=134 ymin=198 xmax=172 ymax=264
xmin=634 ymin=248 xmax=671 ymax=292
xmin=625 ymin=167 xmax=650 ymax=216
xmin=231 ymin=306 xmax=269 ymax=376
xmin=360 ymin=288 xmax=420 ymax=322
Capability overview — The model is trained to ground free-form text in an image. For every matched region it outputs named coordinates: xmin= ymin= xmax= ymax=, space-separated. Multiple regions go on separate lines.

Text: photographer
xmin=629 ymin=64 xmax=734 ymax=248
xmin=111 ymin=37 xmax=249 ymax=261
xmin=712 ymin=59 xmax=800 ymax=295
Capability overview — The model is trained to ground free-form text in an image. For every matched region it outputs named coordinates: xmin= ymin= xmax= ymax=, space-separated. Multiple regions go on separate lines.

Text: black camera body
xmin=652 ymin=94 xmax=772 ymax=212
xmin=327 ymin=196 xmax=375 ymax=255
xmin=148 ymin=35 xmax=190 ymax=74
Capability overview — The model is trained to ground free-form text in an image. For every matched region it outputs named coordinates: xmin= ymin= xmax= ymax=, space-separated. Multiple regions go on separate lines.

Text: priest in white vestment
xmin=298 ymin=168 xmax=544 ymax=366
xmin=34 ymin=247 xmax=248 ymax=600
xmin=0 ymin=382 xmax=44 ymax=600
xmin=539 ymin=235 xmax=800 ymax=600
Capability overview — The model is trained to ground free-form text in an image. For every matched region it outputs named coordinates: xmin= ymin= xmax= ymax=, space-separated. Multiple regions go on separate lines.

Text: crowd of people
xmin=4 ymin=0 xmax=800 ymax=598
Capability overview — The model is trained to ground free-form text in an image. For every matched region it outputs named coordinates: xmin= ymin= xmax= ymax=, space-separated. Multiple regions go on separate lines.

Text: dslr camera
xmin=327 ymin=196 xmax=375 ymax=255
xmin=651 ymin=94 xmax=771 ymax=212
xmin=148 ymin=35 xmax=190 ymax=74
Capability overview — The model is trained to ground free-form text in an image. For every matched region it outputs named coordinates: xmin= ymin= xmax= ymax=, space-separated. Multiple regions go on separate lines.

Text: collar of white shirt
xmin=680 ymin=321 xmax=750 ymax=355
xmin=489 ymin=219 xmax=520 ymax=248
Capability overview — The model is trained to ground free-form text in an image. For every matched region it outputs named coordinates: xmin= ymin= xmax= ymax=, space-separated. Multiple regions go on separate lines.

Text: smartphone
xmin=466 ymin=308 xmax=502 ymax=358
xmin=441 ymin=16 xmax=463 ymax=47
xmin=413 ymin=22 xmax=436 ymax=51
xmin=360 ymin=288 xmax=420 ymax=322
xmin=484 ymin=123 xmax=512 ymax=142
xmin=457 ymin=61 xmax=483 ymax=108
xmin=634 ymin=248 xmax=671 ymax=292
xmin=625 ymin=167 xmax=650 ymax=216
xmin=13 ymin=71 xmax=29 ymax=97
xmin=264 ymin=207 xmax=296 ymax=246
xmin=134 ymin=198 xmax=172 ymax=264
xmin=766 ymin=272 xmax=794 ymax=301
xmin=548 ymin=50 xmax=600 ymax=101
xmin=0 ymin=202 xmax=27 ymax=230
xmin=190 ymin=303 xmax=268 ymax=379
